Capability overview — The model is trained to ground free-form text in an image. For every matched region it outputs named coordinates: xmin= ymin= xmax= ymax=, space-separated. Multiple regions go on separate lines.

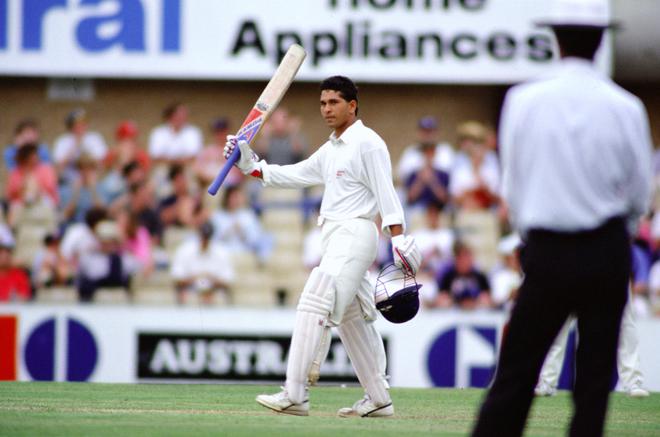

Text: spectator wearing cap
xmin=148 ymin=102 xmax=202 ymax=164
xmin=104 ymin=120 xmax=151 ymax=173
xmin=170 ymin=221 xmax=234 ymax=305
xmin=396 ymin=115 xmax=455 ymax=185
xmin=0 ymin=226 xmax=31 ymax=302
xmin=489 ymin=233 xmax=522 ymax=310
xmin=4 ymin=118 xmax=51 ymax=171
xmin=193 ymin=117 xmax=243 ymax=187
xmin=6 ymin=143 xmax=59 ymax=227
xmin=449 ymin=121 xmax=501 ymax=210
xmin=76 ymin=219 xmax=138 ymax=302
xmin=434 ymin=240 xmax=492 ymax=310
xmin=52 ymin=108 xmax=108 ymax=182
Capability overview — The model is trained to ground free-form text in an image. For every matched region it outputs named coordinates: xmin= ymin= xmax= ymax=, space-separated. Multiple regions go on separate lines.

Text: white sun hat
xmin=535 ymin=0 xmax=620 ymax=29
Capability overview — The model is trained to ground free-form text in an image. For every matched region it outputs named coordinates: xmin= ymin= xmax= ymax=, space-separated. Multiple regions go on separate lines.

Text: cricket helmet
xmin=375 ymin=263 xmax=422 ymax=324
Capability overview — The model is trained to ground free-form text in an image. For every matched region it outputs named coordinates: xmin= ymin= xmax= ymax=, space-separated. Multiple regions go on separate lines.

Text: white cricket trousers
xmin=285 ymin=218 xmax=390 ymax=405
xmin=537 ymin=295 xmax=643 ymax=390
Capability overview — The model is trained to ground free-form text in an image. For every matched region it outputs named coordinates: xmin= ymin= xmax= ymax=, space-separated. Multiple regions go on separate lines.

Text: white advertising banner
xmin=1 ymin=304 xmax=658 ymax=392
xmin=0 ymin=0 xmax=613 ymax=83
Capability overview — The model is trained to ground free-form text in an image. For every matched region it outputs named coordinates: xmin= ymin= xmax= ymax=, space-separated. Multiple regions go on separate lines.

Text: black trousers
xmin=472 ymin=218 xmax=630 ymax=437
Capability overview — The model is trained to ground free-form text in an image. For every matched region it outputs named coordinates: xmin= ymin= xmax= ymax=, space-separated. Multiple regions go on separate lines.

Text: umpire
xmin=472 ymin=0 xmax=653 ymax=436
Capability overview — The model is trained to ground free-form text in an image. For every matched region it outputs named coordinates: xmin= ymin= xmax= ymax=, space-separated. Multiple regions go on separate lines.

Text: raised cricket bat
xmin=207 ymin=44 xmax=307 ymax=195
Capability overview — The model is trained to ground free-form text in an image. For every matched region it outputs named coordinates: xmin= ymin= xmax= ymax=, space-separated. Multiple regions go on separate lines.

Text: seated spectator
xmin=32 ymin=232 xmax=73 ymax=290
xmin=103 ymin=160 xmax=148 ymax=214
xmin=77 ymin=219 xmax=137 ymax=302
xmin=159 ymin=165 xmax=208 ymax=228
xmin=490 ymin=233 xmax=522 ymax=310
xmin=126 ymin=182 xmax=163 ymax=244
xmin=4 ymin=118 xmax=51 ymax=171
xmin=60 ymin=207 xmax=107 ymax=271
xmin=0 ymin=226 xmax=30 ymax=302
xmin=170 ymin=222 xmax=234 ymax=305
xmin=450 ymin=121 xmax=500 ymax=210
xmin=148 ymin=102 xmax=202 ymax=164
xmin=6 ymin=143 xmax=59 ymax=227
xmin=193 ymin=117 xmax=243 ymax=187
xmin=434 ymin=241 xmax=492 ymax=310
xmin=412 ymin=202 xmax=455 ymax=275
xmin=118 ymin=211 xmax=154 ymax=276
xmin=53 ymin=109 xmax=107 ymax=184
xmin=210 ymin=185 xmax=273 ymax=264
xmin=59 ymin=154 xmax=104 ymax=227
xmin=405 ymin=143 xmax=450 ymax=209
xmin=397 ymin=115 xmax=455 ymax=184
xmin=256 ymin=108 xmax=307 ymax=165
xmin=103 ymin=120 xmax=151 ymax=174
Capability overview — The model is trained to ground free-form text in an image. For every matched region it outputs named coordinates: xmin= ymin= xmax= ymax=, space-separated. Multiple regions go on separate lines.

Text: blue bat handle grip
xmin=207 ymin=147 xmax=241 ymax=195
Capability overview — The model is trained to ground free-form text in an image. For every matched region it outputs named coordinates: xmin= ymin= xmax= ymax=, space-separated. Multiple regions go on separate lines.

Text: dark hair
xmin=452 ymin=240 xmax=472 ymax=257
xmin=121 ymin=160 xmax=140 ymax=178
xmin=552 ymin=26 xmax=605 ymax=61
xmin=85 ymin=207 xmax=107 ymax=230
xmin=221 ymin=185 xmax=241 ymax=210
xmin=320 ymin=75 xmax=359 ymax=116
xmin=168 ymin=164 xmax=184 ymax=181
xmin=15 ymin=143 xmax=38 ymax=166
xmin=14 ymin=118 xmax=39 ymax=135
xmin=162 ymin=102 xmax=184 ymax=121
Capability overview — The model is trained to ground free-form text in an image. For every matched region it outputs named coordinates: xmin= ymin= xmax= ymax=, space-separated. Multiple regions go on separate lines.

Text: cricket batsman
xmin=223 ymin=75 xmax=421 ymax=417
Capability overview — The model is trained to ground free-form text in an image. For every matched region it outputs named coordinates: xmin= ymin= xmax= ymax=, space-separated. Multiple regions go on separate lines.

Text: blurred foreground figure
xmin=472 ymin=1 xmax=653 ymax=436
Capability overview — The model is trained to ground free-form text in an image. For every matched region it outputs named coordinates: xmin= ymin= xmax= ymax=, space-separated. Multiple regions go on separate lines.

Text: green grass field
xmin=0 ymin=383 xmax=657 ymax=436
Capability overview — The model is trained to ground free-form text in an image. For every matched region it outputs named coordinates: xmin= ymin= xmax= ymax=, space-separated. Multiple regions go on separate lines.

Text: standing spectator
xmin=6 ymin=143 xmax=59 ymax=227
xmin=193 ymin=117 xmax=243 ymax=187
xmin=450 ymin=121 xmax=500 ymax=210
xmin=434 ymin=241 xmax=492 ymax=309
xmin=4 ymin=118 xmax=51 ymax=171
xmin=472 ymin=2 xmax=653 ymax=435
xmin=397 ymin=116 xmax=455 ymax=184
xmin=170 ymin=222 xmax=234 ymax=305
xmin=148 ymin=102 xmax=202 ymax=164
xmin=256 ymin=108 xmax=307 ymax=165
xmin=0 ymin=228 xmax=30 ymax=302
xmin=32 ymin=232 xmax=72 ymax=290
xmin=159 ymin=165 xmax=208 ymax=229
xmin=405 ymin=143 xmax=450 ymax=209
xmin=210 ymin=185 xmax=273 ymax=265
xmin=76 ymin=219 xmax=137 ymax=302
xmin=53 ymin=109 xmax=107 ymax=182
xmin=59 ymin=155 xmax=104 ymax=227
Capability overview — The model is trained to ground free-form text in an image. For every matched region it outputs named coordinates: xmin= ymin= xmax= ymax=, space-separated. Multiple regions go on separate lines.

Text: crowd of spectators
xmin=0 ymin=107 xmax=658 ymax=316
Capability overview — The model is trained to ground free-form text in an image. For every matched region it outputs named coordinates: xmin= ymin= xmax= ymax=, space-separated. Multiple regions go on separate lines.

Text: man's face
xmin=320 ymin=90 xmax=355 ymax=130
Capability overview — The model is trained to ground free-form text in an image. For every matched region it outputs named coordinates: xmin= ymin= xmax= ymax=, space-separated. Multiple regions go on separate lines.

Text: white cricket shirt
xmin=261 ymin=120 xmax=405 ymax=233
xmin=500 ymin=57 xmax=653 ymax=235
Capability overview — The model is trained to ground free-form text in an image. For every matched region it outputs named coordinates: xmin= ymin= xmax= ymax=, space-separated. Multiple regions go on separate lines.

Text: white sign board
xmin=0 ymin=0 xmax=612 ymax=83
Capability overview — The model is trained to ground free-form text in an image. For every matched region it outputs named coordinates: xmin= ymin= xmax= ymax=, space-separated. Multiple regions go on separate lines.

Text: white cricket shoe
xmin=534 ymin=382 xmax=557 ymax=397
xmin=627 ymin=385 xmax=650 ymax=398
xmin=337 ymin=395 xmax=394 ymax=418
xmin=256 ymin=388 xmax=309 ymax=416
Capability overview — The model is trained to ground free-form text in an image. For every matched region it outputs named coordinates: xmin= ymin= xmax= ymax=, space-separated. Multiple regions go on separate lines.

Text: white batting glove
xmin=392 ymin=235 xmax=422 ymax=276
xmin=224 ymin=135 xmax=261 ymax=175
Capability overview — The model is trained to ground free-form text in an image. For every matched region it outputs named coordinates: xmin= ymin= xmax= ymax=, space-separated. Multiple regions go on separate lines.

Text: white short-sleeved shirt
xmin=449 ymin=151 xmax=500 ymax=197
xmin=148 ymin=124 xmax=203 ymax=160
xmin=170 ymin=238 xmax=234 ymax=285
xmin=53 ymin=132 xmax=108 ymax=163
